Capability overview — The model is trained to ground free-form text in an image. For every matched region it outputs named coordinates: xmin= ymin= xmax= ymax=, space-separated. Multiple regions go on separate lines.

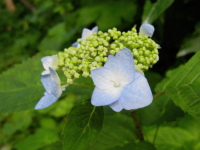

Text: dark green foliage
xmin=62 ymin=99 xmax=104 ymax=150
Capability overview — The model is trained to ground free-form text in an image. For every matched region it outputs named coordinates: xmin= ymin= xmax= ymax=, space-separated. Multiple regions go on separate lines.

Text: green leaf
xmin=14 ymin=129 xmax=59 ymax=150
xmin=146 ymin=126 xmax=196 ymax=150
xmin=177 ymin=22 xmax=200 ymax=57
xmin=62 ymin=99 xmax=104 ymax=150
xmin=155 ymin=51 xmax=200 ymax=118
xmin=159 ymin=51 xmax=200 ymax=91
xmin=88 ymin=111 xmax=137 ymax=150
xmin=142 ymin=0 xmax=174 ymax=23
xmin=165 ymin=84 xmax=200 ymax=118
xmin=0 ymin=52 xmax=52 ymax=113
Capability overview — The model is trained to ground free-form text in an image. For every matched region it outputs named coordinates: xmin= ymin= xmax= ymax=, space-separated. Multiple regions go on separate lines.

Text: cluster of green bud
xmin=57 ymin=27 xmax=159 ymax=84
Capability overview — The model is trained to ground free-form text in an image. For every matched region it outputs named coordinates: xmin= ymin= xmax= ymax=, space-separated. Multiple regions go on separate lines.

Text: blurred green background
xmin=0 ymin=0 xmax=200 ymax=149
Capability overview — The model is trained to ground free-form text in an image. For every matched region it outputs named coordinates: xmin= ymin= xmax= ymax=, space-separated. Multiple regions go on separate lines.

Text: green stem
xmin=130 ymin=110 xmax=144 ymax=141
xmin=153 ymin=91 xmax=164 ymax=99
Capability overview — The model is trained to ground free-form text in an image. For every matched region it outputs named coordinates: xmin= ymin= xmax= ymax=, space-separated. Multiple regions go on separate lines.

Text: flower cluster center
xmin=111 ymin=80 xmax=121 ymax=87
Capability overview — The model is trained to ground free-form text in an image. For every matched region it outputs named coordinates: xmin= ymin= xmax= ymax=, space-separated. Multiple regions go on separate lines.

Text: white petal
xmin=118 ymin=72 xmax=153 ymax=110
xmin=49 ymin=67 xmax=62 ymax=98
xmin=34 ymin=92 xmax=58 ymax=110
xmin=41 ymin=56 xmax=52 ymax=70
xmin=109 ymin=101 xmax=123 ymax=112
xmin=41 ymin=70 xmax=50 ymax=75
xmin=104 ymin=48 xmax=135 ymax=85
xmin=41 ymin=55 xmax=58 ymax=71
xmin=82 ymin=28 xmax=92 ymax=40
xmin=91 ymin=67 xmax=117 ymax=90
xmin=139 ymin=23 xmax=155 ymax=37
xmin=41 ymin=74 xmax=52 ymax=93
xmin=91 ymin=87 xmax=122 ymax=106
xmin=91 ymin=26 xmax=98 ymax=33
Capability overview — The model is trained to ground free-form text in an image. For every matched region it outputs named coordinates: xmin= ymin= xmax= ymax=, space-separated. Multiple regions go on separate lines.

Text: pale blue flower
xmin=72 ymin=26 xmax=98 ymax=47
xmin=35 ymin=67 xmax=65 ymax=110
xmin=139 ymin=23 xmax=155 ymax=37
xmin=41 ymin=55 xmax=58 ymax=75
xmin=91 ymin=48 xmax=153 ymax=112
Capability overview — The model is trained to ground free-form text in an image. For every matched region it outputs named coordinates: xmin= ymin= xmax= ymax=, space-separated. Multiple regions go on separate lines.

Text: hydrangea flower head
xmin=59 ymin=25 xmax=159 ymax=84
xmin=91 ymin=48 xmax=153 ymax=112
xmin=35 ymin=67 xmax=65 ymax=110
xmin=41 ymin=55 xmax=58 ymax=75
xmin=72 ymin=26 xmax=98 ymax=47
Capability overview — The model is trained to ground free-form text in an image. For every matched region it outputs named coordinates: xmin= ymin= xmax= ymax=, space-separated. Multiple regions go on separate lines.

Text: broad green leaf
xmin=142 ymin=0 xmax=174 ymax=23
xmin=14 ymin=129 xmax=59 ymax=150
xmin=177 ymin=22 xmax=200 ymax=57
xmin=165 ymin=84 xmax=200 ymax=118
xmin=145 ymin=126 xmax=196 ymax=150
xmin=158 ymin=51 xmax=200 ymax=90
xmin=62 ymin=99 xmax=104 ymax=150
xmin=88 ymin=111 xmax=137 ymax=150
xmin=0 ymin=52 xmax=49 ymax=113
xmin=155 ymin=66 xmax=184 ymax=92
xmin=155 ymin=51 xmax=200 ymax=118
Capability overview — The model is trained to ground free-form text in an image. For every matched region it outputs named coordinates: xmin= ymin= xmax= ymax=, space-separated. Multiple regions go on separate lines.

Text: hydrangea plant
xmin=35 ymin=24 xmax=159 ymax=111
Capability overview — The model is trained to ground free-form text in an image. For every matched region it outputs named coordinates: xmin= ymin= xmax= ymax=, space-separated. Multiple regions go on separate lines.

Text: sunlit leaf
xmin=62 ymin=99 xmax=104 ymax=150
xmin=155 ymin=51 xmax=200 ymax=118
xmin=165 ymin=84 xmax=200 ymax=118
xmin=146 ymin=126 xmax=196 ymax=150
xmin=0 ymin=52 xmax=48 ymax=113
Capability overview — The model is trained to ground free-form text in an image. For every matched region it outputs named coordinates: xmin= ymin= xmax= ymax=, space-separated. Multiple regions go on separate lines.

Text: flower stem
xmin=130 ymin=110 xmax=144 ymax=141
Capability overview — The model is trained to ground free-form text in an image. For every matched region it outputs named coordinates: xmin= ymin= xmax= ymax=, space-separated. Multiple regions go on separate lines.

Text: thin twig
xmin=130 ymin=110 xmax=144 ymax=141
